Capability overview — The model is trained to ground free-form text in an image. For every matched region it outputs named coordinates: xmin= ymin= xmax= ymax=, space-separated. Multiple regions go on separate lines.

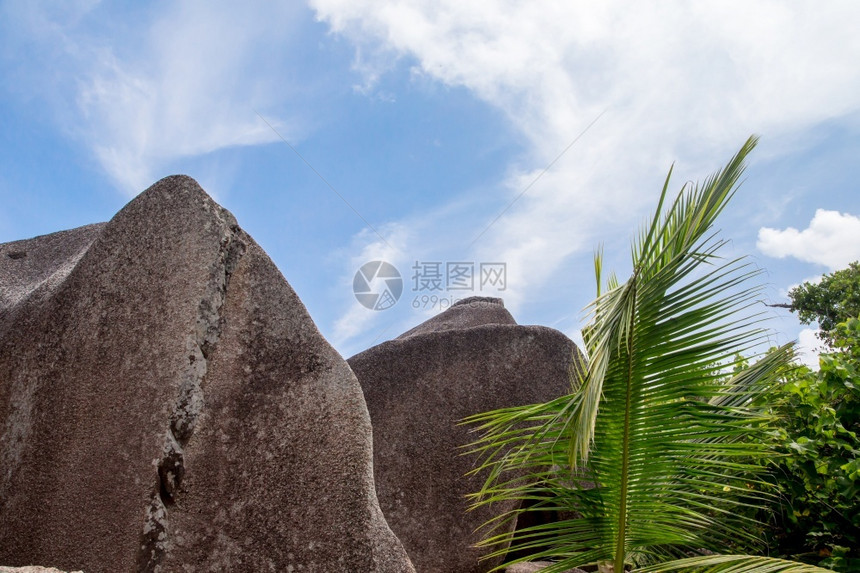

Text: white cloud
xmin=312 ymin=0 xmax=860 ymax=155
xmin=778 ymin=275 xmax=823 ymax=300
xmin=331 ymin=223 xmax=412 ymax=350
xmin=757 ymin=209 xmax=860 ymax=270
xmin=10 ymin=1 xmax=311 ymax=194
xmin=796 ymin=327 xmax=823 ymax=370
xmin=311 ymin=0 xmax=860 ymax=336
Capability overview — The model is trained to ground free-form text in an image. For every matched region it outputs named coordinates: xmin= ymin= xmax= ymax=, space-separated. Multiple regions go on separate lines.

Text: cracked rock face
xmin=0 ymin=176 xmax=414 ymax=573
xmin=348 ymin=297 xmax=582 ymax=573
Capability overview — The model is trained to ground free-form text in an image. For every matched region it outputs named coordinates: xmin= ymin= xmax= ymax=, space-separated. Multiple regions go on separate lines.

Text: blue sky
xmin=2 ymin=1 xmax=859 ymax=363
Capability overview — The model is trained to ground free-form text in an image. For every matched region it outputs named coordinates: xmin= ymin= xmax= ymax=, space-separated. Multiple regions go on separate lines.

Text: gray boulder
xmin=0 ymin=223 xmax=104 ymax=315
xmin=348 ymin=297 xmax=581 ymax=573
xmin=395 ymin=295 xmax=518 ymax=337
xmin=0 ymin=176 xmax=414 ymax=573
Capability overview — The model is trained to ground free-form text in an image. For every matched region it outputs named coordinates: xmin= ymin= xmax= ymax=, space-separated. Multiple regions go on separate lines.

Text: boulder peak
xmin=396 ymin=295 xmax=516 ymax=339
xmin=0 ymin=175 xmax=413 ymax=573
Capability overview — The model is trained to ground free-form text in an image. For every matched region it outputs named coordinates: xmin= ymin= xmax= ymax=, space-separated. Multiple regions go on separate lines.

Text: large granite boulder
xmin=348 ymin=297 xmax=581 ymax=573
xmin=0 ymin=176 xmax=414 ymax=573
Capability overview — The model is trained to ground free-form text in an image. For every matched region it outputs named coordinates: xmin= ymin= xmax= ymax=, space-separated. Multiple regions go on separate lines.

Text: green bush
xmin=787 ymin=263 xmax=860 ymax=345
xmin=767 ymin=318 xmax=860 ymax=572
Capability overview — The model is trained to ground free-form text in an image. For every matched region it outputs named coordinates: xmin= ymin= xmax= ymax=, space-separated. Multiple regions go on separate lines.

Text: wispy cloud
xmin=7 ymin=0 xmax=313 ymax=194
xmin=758 ymin=209 xmax=860 ymax=270
xmin=331 ymin=223 xmax=412 ymax=351
xmin=796 ymin=327 xmax=823 ymax=371
xmin=311 ymin=0 xmax=860 ymax=347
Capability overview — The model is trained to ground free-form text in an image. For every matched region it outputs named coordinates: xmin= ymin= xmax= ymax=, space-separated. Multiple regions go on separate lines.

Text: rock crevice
xmin=139 ymin=218 xmax=248 ymax=572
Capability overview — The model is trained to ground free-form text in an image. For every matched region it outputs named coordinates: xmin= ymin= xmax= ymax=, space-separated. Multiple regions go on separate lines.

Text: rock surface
xmin=0 ymin=223 xmax=104 ymax=315
xmin=395 ymin=295 xmax=517 ymax=338
xmin=348 ymin=297 xmax=581 ymax=573
xmin=0 ymin=176 xmax=414 ymax=573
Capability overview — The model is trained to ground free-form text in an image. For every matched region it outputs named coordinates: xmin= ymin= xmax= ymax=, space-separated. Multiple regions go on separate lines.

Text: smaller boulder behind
xmin=349 ymin=297 xmax=582 ymax=573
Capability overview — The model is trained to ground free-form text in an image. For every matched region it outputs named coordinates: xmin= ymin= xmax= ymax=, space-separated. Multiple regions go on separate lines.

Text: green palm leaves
xmin=465 ymin=137 xmax=833 ymax=573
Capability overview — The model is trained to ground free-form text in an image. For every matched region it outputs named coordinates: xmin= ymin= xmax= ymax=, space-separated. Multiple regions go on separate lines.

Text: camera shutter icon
xmin=353 ymin=261 xmax=403 ymax=311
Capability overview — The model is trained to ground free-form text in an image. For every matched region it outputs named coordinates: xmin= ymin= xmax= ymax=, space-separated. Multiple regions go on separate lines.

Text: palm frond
xmin=636 ymin=554 xmax=836 ymax=573
xmin=464 ymin=136 xmax=802 ymax=571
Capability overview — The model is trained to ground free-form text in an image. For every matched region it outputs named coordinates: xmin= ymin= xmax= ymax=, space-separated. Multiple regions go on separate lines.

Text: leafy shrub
xmin=788 ymin=263 xmax=860 ymax=345
xmin=767 ymin=318 xmax=860 ymax=572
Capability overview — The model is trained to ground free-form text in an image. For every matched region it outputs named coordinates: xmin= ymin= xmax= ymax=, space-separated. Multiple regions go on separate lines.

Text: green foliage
xmin=464 ymin=137 xmax=834 ymax=573
xmin=765 ymin=318 xmax=860 ymax=572
xmin=638 ymin=554 xmax=845 ymax=573
xmin=788 ymin=262 xmax=860 ymax=345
